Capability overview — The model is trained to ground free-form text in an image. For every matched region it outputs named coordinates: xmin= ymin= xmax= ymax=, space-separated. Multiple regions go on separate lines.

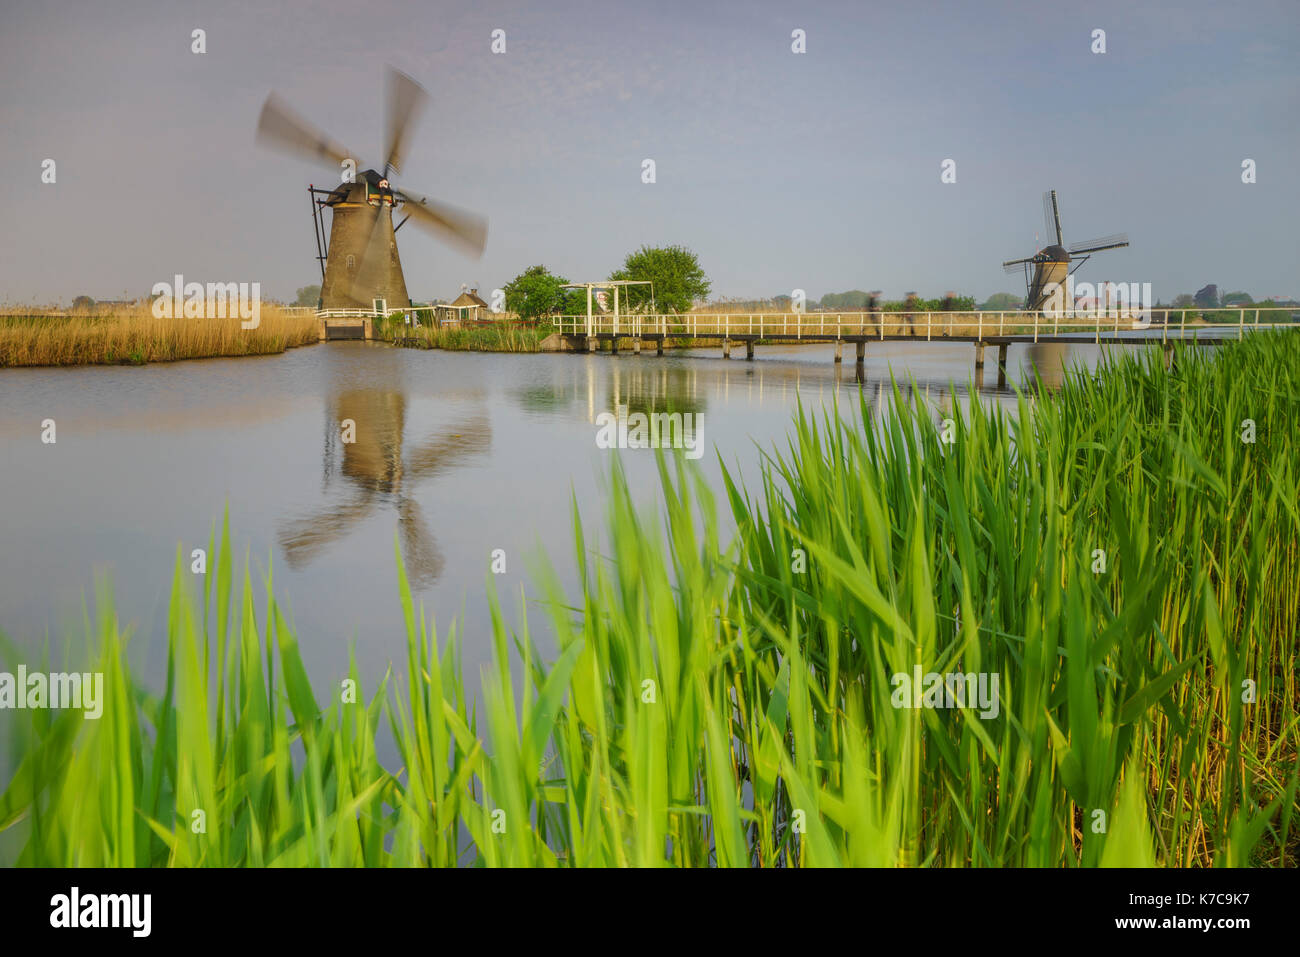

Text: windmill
xmin=256 ymin=68 xmax=487 ymax=313
xmin=1002 ymin=190 xmax=1129 ymax=311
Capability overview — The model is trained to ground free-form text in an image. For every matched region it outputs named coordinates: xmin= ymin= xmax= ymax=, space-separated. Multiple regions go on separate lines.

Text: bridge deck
xmin=549 ymin=309 xmax=1299 ymax=377
xmin=570 ymin=331 xmax=1252 ymax=345
xmin=555 ymin=308 xmax=1297 ymax=340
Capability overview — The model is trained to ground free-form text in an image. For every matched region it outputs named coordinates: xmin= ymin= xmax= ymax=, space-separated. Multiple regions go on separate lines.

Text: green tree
xmin=71 ymin=295 xmax=95 ymax=311
xmin=609 ymin=244 xmax=710 ymax=314
xmin=978 ymin=292 xmax=1024 ymax=311
xmin=820 ymin=290 xmax=871 ymax=310
xmin=503 ymin=265 xmax=576 ymax=319
xmin=295 ymin=284 xmax=321 ymax=307
xmin=937 ymin=291 xmax=975 ymax=312
xmin=1221 ymin=290 xmax=1254 ymax=306
xmin=561 ymin=288 xmax=588 ymax=315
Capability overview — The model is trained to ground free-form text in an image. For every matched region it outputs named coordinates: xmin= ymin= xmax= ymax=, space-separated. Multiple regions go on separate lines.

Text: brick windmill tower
xmin=257 ymin=68 xmax=487 ymax=313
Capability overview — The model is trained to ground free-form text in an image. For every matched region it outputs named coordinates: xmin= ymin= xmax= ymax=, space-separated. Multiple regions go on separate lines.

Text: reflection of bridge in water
xmin=556 ymin=309 xmax=1300 ymax=384
xmin=507 ymin=341 xmax=1081 ymax=438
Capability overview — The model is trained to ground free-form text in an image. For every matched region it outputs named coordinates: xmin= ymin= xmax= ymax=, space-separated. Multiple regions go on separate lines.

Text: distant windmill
xmin=256 ymin=67 xmax=488 ymax=312
xmin=1002 ymin=190 xmax=1129 ymax=311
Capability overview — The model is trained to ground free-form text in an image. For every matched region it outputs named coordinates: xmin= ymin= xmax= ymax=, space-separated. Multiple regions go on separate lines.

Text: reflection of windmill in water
xmin=278 ymin=388 xmax=490 ymax=588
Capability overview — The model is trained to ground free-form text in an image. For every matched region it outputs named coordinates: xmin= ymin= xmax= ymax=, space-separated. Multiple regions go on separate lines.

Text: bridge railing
xmin=552 ymin=308 xmax=1300 ymax=342
xmin=316 ymin=308 xmax=381 ymax=320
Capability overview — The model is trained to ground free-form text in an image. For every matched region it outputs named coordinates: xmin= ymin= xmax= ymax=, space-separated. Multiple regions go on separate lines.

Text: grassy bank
xmin=388 ymin=320 xmax=554 ymax=353
xmin=0 ymin=307 xmax=319 ymax=367
xmin=1 ymin=333 xmax=1297 ymax=866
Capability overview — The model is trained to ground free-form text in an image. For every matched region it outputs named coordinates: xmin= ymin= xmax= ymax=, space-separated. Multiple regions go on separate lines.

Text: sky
xmin=1 ymin=0 xmax=1296 ymax=306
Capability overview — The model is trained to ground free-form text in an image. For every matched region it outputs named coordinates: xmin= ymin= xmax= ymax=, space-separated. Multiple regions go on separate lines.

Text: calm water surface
xmin=1 ymin=339 xmax=1120 ymax=688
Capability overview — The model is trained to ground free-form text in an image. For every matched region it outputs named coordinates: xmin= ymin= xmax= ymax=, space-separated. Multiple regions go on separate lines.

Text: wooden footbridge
xmin=317 ymin=308 xmax=379 ymax=341
xmin=555 ymin=308 xmax=1300 ymax=383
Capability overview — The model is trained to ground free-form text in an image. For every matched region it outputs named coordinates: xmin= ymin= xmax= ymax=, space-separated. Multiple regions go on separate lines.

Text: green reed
xmin=1 ymin=332 xmax=1296 ymax=866
xmin=392 ymin=322 xmax=553 ymax=353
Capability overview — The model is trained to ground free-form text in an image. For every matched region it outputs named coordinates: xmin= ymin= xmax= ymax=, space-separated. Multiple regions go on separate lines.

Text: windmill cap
xmin=324 ymin=169 xmax=394 ymax=204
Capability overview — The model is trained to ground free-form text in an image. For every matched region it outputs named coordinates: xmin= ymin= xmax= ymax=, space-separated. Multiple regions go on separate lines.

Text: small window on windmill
xmin=346 ymin=254 xmax=356 ymax=270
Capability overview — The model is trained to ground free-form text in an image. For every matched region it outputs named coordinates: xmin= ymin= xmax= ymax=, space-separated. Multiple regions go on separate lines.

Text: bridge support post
xmin=746 ymin=339 xmax=754 ymax=361
xmin=975 ymin=341 xmax=986 ymax=381
xmin=834 ymin=340 xmax=843 ymax=363
xmin=1162 ymin=341 xmax=1174 ymax=371
xmin=656 ymin=338 xmax=664 ymax=356
xmin=633 ymin=337 xmax=642 ymax=355
xmin=363 ymin=319 xmax=374 ymax=341
xmin=996 ymin=343 xmax=1009 ymax=389
xmin=318 ymin=320 xmax=327 ymax=342
xmin=855 ymin=340 xmax=865 ymax=382
xmin=585 ymin=336 xmax=597 ymax=353
xmin=723 ymin=338 xmax=731 ymax=359
xmin=610 ymin=337 xmax=619 ymax=355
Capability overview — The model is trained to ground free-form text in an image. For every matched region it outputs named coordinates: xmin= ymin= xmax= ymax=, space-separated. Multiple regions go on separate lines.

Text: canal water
xmin=0 ymin=338 xmax=1126 ymax=690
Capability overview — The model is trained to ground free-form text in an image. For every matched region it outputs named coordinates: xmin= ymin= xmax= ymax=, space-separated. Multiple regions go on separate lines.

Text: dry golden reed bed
xmin=0 ymin=305 xmax=319 ymax=367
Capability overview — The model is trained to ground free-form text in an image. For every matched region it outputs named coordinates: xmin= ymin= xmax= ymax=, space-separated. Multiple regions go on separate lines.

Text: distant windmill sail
xmin=1069 ymin=233 xmax=1130 ymax=255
